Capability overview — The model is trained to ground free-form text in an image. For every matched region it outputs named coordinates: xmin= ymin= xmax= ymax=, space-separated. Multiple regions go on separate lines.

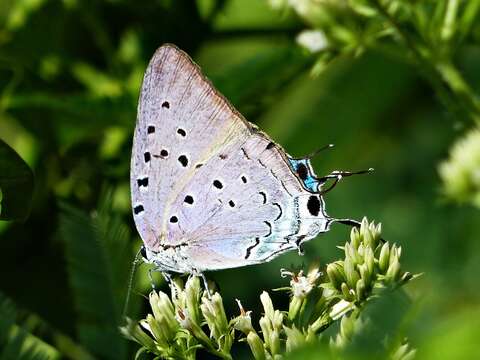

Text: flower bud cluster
xmin=121 ymin=219 xmax=418 ymax=359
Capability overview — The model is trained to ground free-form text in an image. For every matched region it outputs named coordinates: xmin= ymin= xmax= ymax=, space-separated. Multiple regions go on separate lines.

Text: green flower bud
xmin=327 ymin=262 xmax=345 ymax=290
xmin=247 ymin=332 xmax=266 ymax=360
xmin=232 ymin=299 xmax=254 ymax=335
xmin=350 ymin=226 xmax=361 ymax=249
xmin=120 ymin=317 xmax=156 ymax=350
xmin=344 ymin=257 xmax=360 ymax=289
xmin=341 ymin=282 xmax=354 ymax=301
xmin=356 ymin=278 xmax=366 ymax=301
xmin=379 ymin=241 xmax=390 ymax=273
xmin=200 ymin=293 xmax=228 ymax=341
xmin=259 ymin=317 xmax=271 ymax=345
xmin=386 ymin=257 xmax=401 ymax=283
xmin=269 ymin=330 xmax=281 ymax=355
xmin=284 ymin=325 xmax=306 ymax=352
xmin=260 ymin=291 xmax=275 ymax=319
xmin=185 ymin=276 xmax=201 ymax=325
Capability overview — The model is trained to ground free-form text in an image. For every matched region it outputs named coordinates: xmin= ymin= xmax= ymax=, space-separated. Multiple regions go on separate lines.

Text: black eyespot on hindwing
xmin=170 ymin=216 xmax=178 ymax=223
xmin=307 ymin=195 xmax=321 ymax=216
xmin=184 ymin=195 xmax=194 ymax=204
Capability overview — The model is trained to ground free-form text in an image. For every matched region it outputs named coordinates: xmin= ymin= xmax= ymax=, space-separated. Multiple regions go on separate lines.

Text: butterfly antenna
xmin=122 ymin=246 xmax=143 ymax=319
xmin=319 ymin=168 xmax=374 ymax=195
xmin=306 ymin=144 xmax=335 ymax=160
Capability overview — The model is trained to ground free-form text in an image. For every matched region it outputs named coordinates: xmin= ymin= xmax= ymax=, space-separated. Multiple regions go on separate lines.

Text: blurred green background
xmin=1 ymin=0 xmax=479 ymax=359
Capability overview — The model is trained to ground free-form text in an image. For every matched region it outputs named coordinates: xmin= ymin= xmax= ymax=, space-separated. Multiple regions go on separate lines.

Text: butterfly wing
xmin=131 ymin=44 xmax=330 ymax=273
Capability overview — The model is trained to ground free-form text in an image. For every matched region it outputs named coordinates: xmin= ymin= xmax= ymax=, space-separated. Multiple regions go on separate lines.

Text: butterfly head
xmin=287 ymin=157 xmax=322 ymax=192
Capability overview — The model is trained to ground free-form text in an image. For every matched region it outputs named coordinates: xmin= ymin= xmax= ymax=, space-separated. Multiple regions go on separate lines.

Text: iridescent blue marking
xmin=287 ymin=157 xmax=321 ymax=192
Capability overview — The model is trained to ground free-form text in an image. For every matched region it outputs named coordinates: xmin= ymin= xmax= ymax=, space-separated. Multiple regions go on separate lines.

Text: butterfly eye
xmin=297 ymin=163 xmax=308 ymax=180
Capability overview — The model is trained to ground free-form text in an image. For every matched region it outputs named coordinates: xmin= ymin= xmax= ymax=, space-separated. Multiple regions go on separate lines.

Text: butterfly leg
xmin=195 ymin=272 xmax=211 ymax=298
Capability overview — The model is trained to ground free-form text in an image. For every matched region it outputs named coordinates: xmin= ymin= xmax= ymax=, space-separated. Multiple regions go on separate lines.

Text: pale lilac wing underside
xmin=131 ymin=45 xmax=329 ymax=272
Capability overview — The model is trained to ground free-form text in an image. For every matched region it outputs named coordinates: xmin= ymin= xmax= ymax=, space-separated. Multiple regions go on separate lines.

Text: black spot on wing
xmin=134 ymin=205 xmax=144 ymax=214
xmin=266 ymin=142 xmax=275 ymax=150
xmin=259 ymin=191 xmax=267 ymax=204
xmin=272 ymin=203 xmax=283 ymax=221
xmin=245 ymin=237 xmax=260 ymax=259
xmin=184 ymin=195 xmax=194 ymax=204
xmin=137 ymin=177 xmax=148 ymax=187
xmin=147 ymin=126 xmax=155 ymax=134
xmin=177 ymin=128 xmax=186 ymax=136
xmin=178 ymin=155 xmax=188 ymax=167
xmin=307 ymin=195 xmax=321 ymax=216
xmin=144 ymin=152 xmax=151 ymax=162
xmin=264 ymin=221 xmax=272 ymax=237
xmin=162 ymin=101 xmax=170 ymax=108
xmin=213 ymin=180 xmax=223 ymax=189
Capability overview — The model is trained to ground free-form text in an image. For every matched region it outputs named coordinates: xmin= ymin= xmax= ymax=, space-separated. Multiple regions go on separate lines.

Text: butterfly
xmin=130 ymin=44 xmax=370 ymax=282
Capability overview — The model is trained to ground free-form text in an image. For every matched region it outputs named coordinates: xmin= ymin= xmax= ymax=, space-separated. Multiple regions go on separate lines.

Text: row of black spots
xmin=264 ymin=221 xmax=272 ymax=237
xmin=259 ymin=191 xmax=267 ymax=204
xmin=137 ymin=177 xmax=148 ymax=188
xmin=178 ymin=155 xmax=188 ymax=167
xmin=307 ymin=195 xmax=321 ymax=216
xmin=244 ymin=237 xmax=260 ymax=259
xmin=272 ymin=202 xmax=283 ymax=221
xmin=133 ymin=204 xmax=144 ymax=215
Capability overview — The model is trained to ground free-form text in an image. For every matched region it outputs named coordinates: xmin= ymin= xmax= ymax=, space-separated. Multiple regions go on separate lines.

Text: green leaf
xmin=59 ymin=190 xmax=132 ymax=359
xmin=0 ymin=292 xmax=60 ymax=360
xmin=0 ymin=139 xmax=34 ymax=221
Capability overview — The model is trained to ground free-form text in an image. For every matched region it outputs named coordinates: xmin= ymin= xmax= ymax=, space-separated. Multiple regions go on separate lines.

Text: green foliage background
xmin=0 ymin=0 xmax=479 ymax=359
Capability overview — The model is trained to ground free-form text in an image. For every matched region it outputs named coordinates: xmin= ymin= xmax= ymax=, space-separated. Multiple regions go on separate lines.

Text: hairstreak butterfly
xmin=130 ymin=44 xmax=371 ymax=282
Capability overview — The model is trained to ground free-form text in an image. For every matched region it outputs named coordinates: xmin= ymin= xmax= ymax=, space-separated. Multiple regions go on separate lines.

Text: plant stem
xmin=371 ymin=0 xmax=480 ymax=123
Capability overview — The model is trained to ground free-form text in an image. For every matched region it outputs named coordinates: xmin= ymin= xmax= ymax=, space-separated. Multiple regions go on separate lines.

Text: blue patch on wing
xmin=287 ymin=157 xmax=321 ymax=192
